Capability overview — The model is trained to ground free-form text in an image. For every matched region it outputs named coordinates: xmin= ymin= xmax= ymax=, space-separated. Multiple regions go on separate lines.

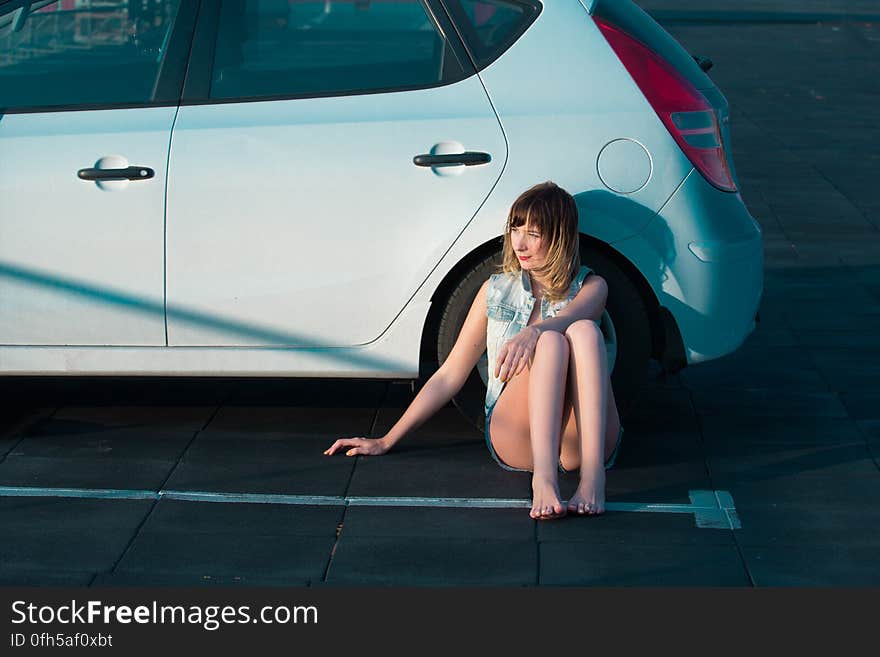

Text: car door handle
xmin=413 ymin=152 xmax=491 ymax=167
xmin=77 ymin=166 xmax=155 ymax=181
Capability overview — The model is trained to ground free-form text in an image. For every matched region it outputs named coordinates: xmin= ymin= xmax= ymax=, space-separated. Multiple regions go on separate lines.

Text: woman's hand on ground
xmin=324 ymin=436 xmax=390 ymax=457
xmin=494 ymin=326 xmax=541 ymax=382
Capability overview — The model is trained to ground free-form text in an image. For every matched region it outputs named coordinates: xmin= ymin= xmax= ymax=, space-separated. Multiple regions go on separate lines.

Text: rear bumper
xmin=614 ymin=169 xmax=764 ymax=367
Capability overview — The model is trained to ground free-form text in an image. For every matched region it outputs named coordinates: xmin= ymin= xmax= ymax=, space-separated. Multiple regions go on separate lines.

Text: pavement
xmin=1 ymin=2 xmax=879 ymax=587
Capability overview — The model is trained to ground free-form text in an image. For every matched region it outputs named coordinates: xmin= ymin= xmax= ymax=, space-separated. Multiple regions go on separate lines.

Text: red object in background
xmin=474 ymin=2 xmax=498 ymax=26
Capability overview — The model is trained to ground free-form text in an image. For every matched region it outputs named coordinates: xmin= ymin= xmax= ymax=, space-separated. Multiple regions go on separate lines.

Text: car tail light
xmin=593 ymin=16 xmax=737 ymax=192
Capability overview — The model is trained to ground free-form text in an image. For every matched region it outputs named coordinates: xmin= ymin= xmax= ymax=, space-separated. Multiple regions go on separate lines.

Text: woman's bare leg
xmin=488 ymin=330 xmax=571 ymax=519
xmin=563 ymin=319 xmax=614 ymax=515
xmin=527 ymin=330 xmax=570 ymax=519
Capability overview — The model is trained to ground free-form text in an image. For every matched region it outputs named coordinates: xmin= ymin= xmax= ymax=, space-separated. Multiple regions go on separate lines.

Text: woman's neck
xmin=529 ymin=272 xmax=549 ymax=298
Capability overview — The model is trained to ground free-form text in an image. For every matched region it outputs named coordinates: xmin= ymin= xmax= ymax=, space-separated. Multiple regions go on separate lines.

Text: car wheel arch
xmin=420 ymin=231 xmax=667 ymax=377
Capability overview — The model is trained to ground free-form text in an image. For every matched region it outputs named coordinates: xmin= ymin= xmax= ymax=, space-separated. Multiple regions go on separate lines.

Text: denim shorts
xmin=485 ymin=402 xmax=623 ymax=473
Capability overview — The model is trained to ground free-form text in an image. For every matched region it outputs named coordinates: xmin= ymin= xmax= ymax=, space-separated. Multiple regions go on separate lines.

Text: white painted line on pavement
xmin=0 ymin=486 xmax=741 ymax=529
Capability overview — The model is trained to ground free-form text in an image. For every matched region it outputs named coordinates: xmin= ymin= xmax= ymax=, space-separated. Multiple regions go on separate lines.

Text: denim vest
xmin=484 ymin=264 xmax=593 ymax=426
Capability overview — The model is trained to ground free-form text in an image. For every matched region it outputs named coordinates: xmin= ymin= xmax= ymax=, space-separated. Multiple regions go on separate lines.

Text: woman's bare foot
xmin=567 ymin=467 xmax=606 ymax=516
xmin=530 ymin=474 xmax=567 ymax=520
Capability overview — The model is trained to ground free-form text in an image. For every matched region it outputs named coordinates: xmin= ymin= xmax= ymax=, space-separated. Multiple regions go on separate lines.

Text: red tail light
xmin=593 ymin=16 xmax=737 ymax=192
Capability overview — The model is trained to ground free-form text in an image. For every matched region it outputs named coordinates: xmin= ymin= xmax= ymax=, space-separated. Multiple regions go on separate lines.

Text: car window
xmin=443 ymin=0 xmax=541 ymax=70
xmin=0 ymin=0 xmax=183 ymax=111
xmin=210 ymin=0 xmax=468 ymax=100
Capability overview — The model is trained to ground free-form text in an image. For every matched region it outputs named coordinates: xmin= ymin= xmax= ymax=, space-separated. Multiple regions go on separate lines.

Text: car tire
xmin=437 ymin=245 xmax=651 ymax=433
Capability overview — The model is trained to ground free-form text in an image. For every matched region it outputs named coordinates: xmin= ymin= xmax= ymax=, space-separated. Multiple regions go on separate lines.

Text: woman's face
xmin=510 ymin=222 xmax=548 ymax=272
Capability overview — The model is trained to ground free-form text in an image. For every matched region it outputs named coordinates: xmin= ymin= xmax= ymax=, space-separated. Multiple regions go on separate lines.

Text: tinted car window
xmin=210 ymin=0 xmax=468 ymax=100
xmin=0 ymin=0 xmax=182 ymax=110
xmin=443 ymin=0 xmax=541 ymax=70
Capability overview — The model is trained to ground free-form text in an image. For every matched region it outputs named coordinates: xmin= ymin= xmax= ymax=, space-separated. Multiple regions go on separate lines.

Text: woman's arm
xmin=493 ymin=275 xmax=608 ymax=382
xmin=324 ymin=279 xmax=490 ymax=457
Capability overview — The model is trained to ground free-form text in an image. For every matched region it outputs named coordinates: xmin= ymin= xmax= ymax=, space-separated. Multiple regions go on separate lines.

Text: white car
xmin=0 ymin=0 xmax=762 ymax=427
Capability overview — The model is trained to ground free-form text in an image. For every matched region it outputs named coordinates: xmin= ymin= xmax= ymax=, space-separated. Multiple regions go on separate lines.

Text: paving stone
xmin=48 ymin=406 xmax=215 ymax=432
xmin=184 ymin=433 xmax=337 ymax=461
xmin=763 ymin=275 xmax=875 ymax=302
xmin=115 ymin=532 xmax=335 ymax=581
xmin=0 ymin=498 xmax=152 ymax=571
xmin=621 ymin=410 xmax=703 ymax=444
xmin=164 ymin=456 xmax=356 ymax=497
xmin=866 ymin=439 xmax=880 ymax=467
xmin=783 ymin=310 xmax=880 ymax=333
xmin=601 ymin=426 xmax=704 ymax=470
xmin=347 ymin=442 xmax=532 ymax=499
xmin=680 ymin=346 xmax=829 ymax=392
xmin=204 ymin=405 xmax=375 ymax=438
xmin=763 ymin=246 xmax=801 ymax=268
xmin=325 ymin=537 xmax=536 ymax=586
xmin=723 ymin=471 xmax=880 ymax=508
xmin=371 ymin=405 xmax=485 ymax=448
xmin=0 ymin=455 xmax=180 ymax=490
xmin=807 ymin=349 xmax=880 ymax=391
xmin=795 ymin=331 xmax=880 ymax=349
xmin=706 ymin=441 xmax=877 ymax=482
xmin=741 ymin=544 xmax=880 ymax=586
xmin=539 ymin=543 xmax=750 ymax=586
xmin=587 ymin=467 xmax=713 ymax=506
xmin=0 ymin=496 xmax=152 ymax=531
xmin=0 ymin=378 xmax=232 ymax=406
xmin=0 ymin=531 xmax=131 ymax=574
xmin=0 ymin=435 xmax=22 ymax=462
xmin=845 ymin=266 xmax=880 ymax=286
xmin=0 ymin=568 xmax=94 ymax=586
xmin=690 ymin=388 xmax=848 ymax=417
xmin=856 ymin=419 xmax=880 ymax=445
xmin=536 ymin=510 xmax=734 ymax=546
xmin=0 ymin=407 xmax=54 ymax=438
xmin=766 ymin=254 xmax=845 ymax=270
xmin=738 ymin=325 xmax=799 ymax=348
xmin=340 ymin=507 xmax=534 ymax=539
xmin=733 ymin=503 xmax=880 ymax=547
xmin=766 ymin=267 xmax=854 ymax=285
xmin=9 ymin=425 xmax=194 ymax=461
xmin=0 ymin=407 xmax=54 ymax=460
xmin=91 ymin=571 xmax=310 ymax=587
xmin=560 ymin=414 xmax=712 ymax=505
xmin=700 ymin=414 xmax=865 ymax=446
xmin=225 ymin=378 xmax=387 ymax=407
xmin=802 ymin=248 xmax=880 ymax=268
xmin=142 ymin=499 xmax=344 ymax=537
xmin=626 ymin=387 xmax=698 ymax=423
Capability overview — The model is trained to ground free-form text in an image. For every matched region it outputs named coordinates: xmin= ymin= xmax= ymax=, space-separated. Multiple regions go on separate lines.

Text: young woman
xmin=325 ymin=181 xmax=623 ymax=520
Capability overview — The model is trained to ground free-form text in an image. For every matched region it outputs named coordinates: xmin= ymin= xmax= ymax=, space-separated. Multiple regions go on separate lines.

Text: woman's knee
xmin=536 ymin=328 xmax=569 ymax=358
xmin=564 ymin=318 xmax=603 ymax=349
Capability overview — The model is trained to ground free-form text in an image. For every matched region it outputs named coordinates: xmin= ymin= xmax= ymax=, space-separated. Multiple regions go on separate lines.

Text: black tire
xmin=437 ymin=245 xmax=652 ymax=433
xmin=582 ymin=243 xmax=652 ymax=420
xmin=437 ymin=251 xmax=503 ymax=433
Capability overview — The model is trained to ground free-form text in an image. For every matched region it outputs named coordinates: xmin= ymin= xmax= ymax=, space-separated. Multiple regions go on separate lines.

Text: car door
xmin=166 ymin=0 xmax=506 ymax=347
xmin=0 ymin=0 xmax=196 ymax=346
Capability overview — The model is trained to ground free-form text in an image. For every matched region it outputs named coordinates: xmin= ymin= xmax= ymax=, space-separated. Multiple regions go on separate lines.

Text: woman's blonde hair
xmin=498 ymin=181 xmax=581 ymax=304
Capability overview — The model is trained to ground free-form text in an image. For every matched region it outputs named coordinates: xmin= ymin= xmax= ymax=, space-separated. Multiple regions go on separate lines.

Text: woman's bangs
xmin=508 ymin=199 xmax=551 ymax=233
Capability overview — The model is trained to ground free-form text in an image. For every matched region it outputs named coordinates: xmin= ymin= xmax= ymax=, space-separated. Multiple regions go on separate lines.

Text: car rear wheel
xmin=437 ymin=245 xmax=651 ymax=433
